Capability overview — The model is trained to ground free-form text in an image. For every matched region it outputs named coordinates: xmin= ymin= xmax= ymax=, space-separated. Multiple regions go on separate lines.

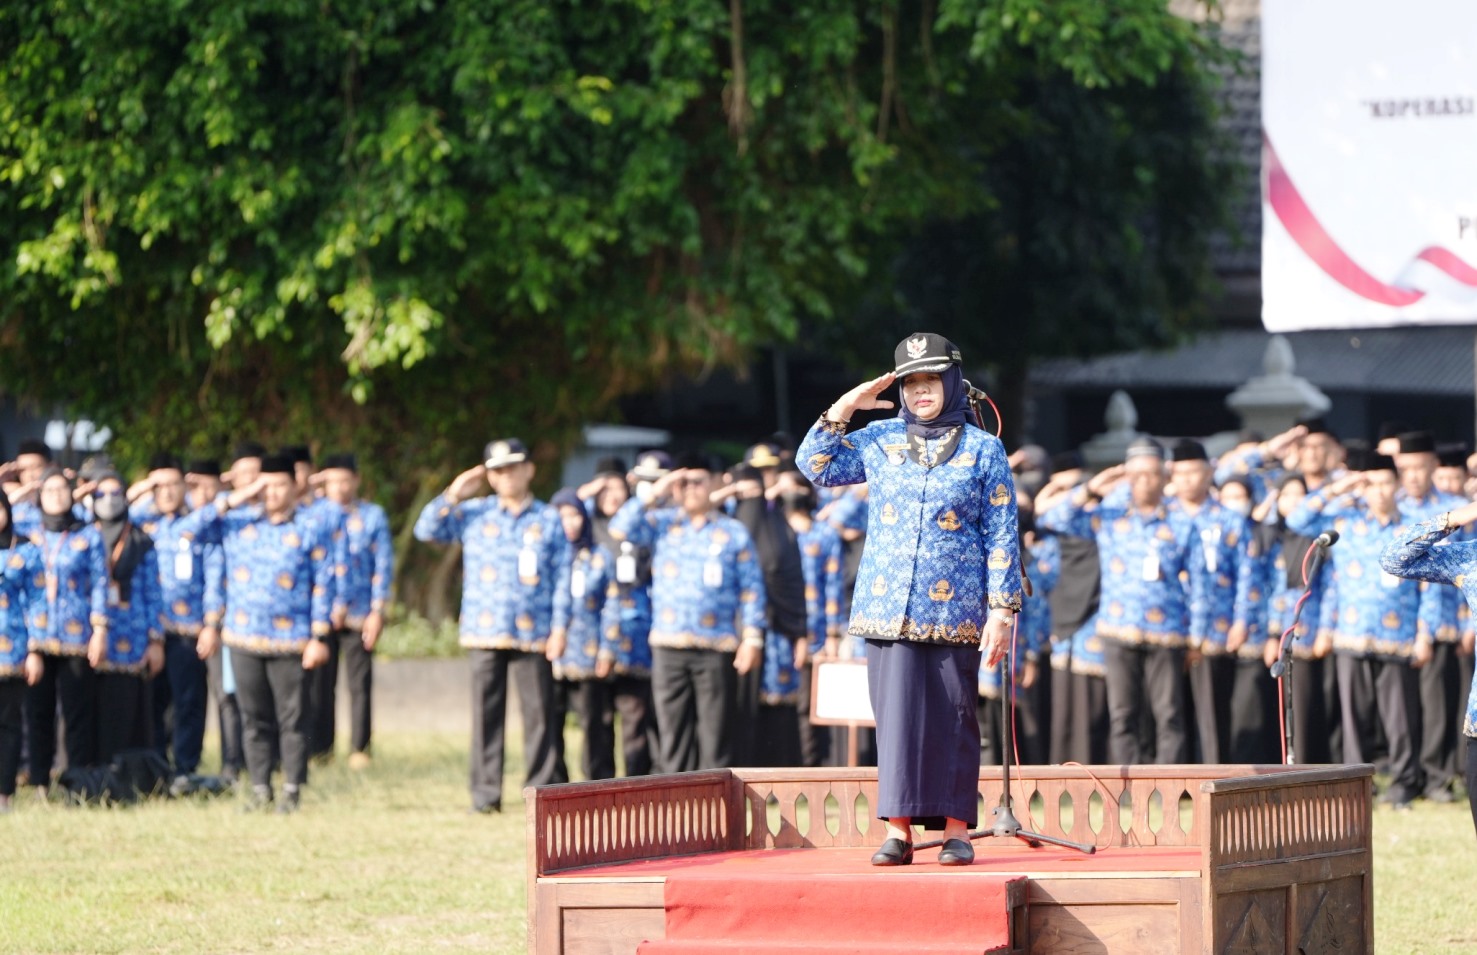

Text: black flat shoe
xmin=870 ymin=838 xmax=914 ymax=866
xmin=937 ymin=838 xmax=975 ymax=866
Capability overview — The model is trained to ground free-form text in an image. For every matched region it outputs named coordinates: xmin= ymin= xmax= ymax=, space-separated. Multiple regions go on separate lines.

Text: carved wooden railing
xmin=1200 ymin=765 xmax=1372 ymax=869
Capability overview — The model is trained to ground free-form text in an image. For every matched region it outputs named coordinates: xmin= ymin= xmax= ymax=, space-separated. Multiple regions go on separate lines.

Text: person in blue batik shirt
xmin=549 ymin=488 xmax=618 ymax=781
xmin=979 ymin=511 xmax=1055 ymax=766
xmin=128 ymin=453 xmax=220 ymax=782
xmin=781 ymin=479 xmax=847 ymax=767
xmin=1382 ymin=493 xmax=1477 ymax=831
xmin=24 ymin=467 xmax=109 ymax=796
xmin=290 ymin=449 xmax=353 ymax=764
xmin=0 ymin=493 xmax=42 ymax=811
xmin=414 ymin=439 xmax=571 ymax=814
xmin=1217 ymin=477 xmax=1281 ymax=764
xmin=801 ymin=333 xmax=1021 ymax=868
xmin=180 ymin=454 xmax=336 ymax=813
xmin=184 ymin=458 xmax=241 ymax=780
xmin=1039 ymin=438 xmax=1208 ymax=766
xmin=89 ymin=472 xmax=165 ymax=766
xmin=310 ymin=454 xmax=392 ymax=770
xmin=1289 ymin=455 xmax=1432 ymax=809
xmin=608 ymin=452 xmax=768 ymax=774
xmin=3 ymin=438 xmax=58 ymax=542
xmin=1392 ymin=431 xmax=1469 ymax=803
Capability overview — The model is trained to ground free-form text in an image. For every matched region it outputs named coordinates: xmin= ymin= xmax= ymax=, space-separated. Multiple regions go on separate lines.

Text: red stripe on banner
xmin=1416 ymin=246 xmax=1477 ymax=286
xmin=1263 ymin=135 xmax=1424 ymax=306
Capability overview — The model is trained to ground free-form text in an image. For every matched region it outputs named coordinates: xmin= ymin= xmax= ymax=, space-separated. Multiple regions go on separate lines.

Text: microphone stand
xmin=1270 ymin=538 xmax=1331 ymax=765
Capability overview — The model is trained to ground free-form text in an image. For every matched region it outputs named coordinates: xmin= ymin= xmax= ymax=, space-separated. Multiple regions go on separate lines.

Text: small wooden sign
xmin=808 ymin=659 xmax=875 ymax=727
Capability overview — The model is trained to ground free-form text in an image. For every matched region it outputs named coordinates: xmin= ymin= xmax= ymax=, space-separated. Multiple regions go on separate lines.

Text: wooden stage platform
xmin=525 ymin=764 xmax=1375 ymax=954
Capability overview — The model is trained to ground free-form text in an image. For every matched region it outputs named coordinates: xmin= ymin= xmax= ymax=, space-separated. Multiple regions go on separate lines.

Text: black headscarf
xmin=550 ymin=488 xmax=593 ymax=551
xmin=93 ymin=473 xmax=152 ymax=603
xmin=38 ymin=466 xmax=84 ymax=534
xmin=898 ymin=365 xmax=972 ymax=440
xmin=0 ymin=492 xmax=14 ymax=550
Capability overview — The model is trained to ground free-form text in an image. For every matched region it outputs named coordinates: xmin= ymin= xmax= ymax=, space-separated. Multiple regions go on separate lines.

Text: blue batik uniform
xmin=599 ymin=543 xmax=654 ymax=677
xmin=981 ymin=535 xmax=1058 ymax=698
xmin=299 ymin=496 xmax=350 ymax=622
xmin=553 ymin=544 xmax=613 ymax=680
xmin=1039 ymin=498 xmax=1207 ymax=649
xmin=1240 ymin=530 xmax=1278 ymax=659
xmin=27 ymin=525 xmax=109 ymax=657
xmin=798 ymin=418 xmax=1023 ymax=644
xmin=1288 ymin=495 xmax=1431 ymax=659
xmin=11 ymin=502 xmax=41 ymax=542
xmin=608 ymin=500 xmax=767 ymax=651
xmin=1383 ymin=516 xmax=1477 ymax=736
xmin=1214 ymin=448 xmax=1280 ymax=506
xmin=413 ymin=495 xmax=571 ymax=651
xmin=132 ymin=502 xmax=224 ymax=637
xmin=1170 ymin=500 xmax=1255 ymax=655
xmin=181 ymin=504 xmax=335 ymax=654
xmin=0 ymin=543 xmax=42 ymax=676
xmin=758 ymin=518 xmax=845 ymax=705
xmin=1397 ymin=489 xmax=1469 ymax=644
xmin=336 ymin=501 xmax=394 ymax=629
xmin=97 ymin=546 xmax=165 ymax=674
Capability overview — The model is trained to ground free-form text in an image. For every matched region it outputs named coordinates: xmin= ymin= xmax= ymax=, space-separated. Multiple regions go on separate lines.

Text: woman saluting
xmin=798 ymin=333 xmax=1021 ymax=867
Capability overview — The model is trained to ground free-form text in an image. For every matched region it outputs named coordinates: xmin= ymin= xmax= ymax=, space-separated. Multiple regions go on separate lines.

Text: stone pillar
xmin=1081 ymin=390 xmax=1144 ymax=469
xmin=1225 ymin=335 xmax=1330 ymax=436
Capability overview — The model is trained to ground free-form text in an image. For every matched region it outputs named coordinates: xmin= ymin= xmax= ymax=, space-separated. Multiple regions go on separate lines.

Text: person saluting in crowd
xmin=799 ymin=332 xmax=1021 ymax=868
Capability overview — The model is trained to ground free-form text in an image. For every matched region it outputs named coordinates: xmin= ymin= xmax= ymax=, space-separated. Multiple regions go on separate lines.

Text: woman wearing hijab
xmin=24 ymin=467 xmax=109 ymax=793
xmin=798 ymin=332 xmax=1021 ymax=867
xmin=90 ymin=473 xmax=165 ymax=764
xmin=0 ymin=493 xmax=43 ymax=810
xmin=550 ymin=488 xmax=616 ymax=780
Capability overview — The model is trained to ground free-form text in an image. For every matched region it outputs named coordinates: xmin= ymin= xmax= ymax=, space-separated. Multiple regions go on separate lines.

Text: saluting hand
xmin=446 ymin=465 xmax=488 ymax=505
xmin=1085 ymin=465 xmax=1126 ymax=499
xmin=828 ymin=373 xmax=897 ymax=422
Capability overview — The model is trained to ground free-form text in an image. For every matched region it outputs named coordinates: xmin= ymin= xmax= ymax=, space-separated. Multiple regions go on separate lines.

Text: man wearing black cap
xmin=609 ymin=453 xmax=768 ymax=773
xmin=1168 ymin=440 xmax=1257 ymax=763
xmin=183 ymin=458 xmax=242 ymax=780
xmin=1434 ymin=444 xmax=1471 ymax=498
xmin=127 ymin=453 xmax=220 ymax=785
xmin=227 ymin=441 xmax=266 ymax=491
xmin=1288 ymin=456 xmax=1427 ymax=808
xmin=413 ymin=439 xmax=570 ymax=812
xmin=1039 ymin=437 xmax=1208 ymax=764
xmin=309 ymin=454 xmax=393 ymax=770
xmin=177 ymin=454 xmax=336 ymax=812
xmin=1394 ymin=431 xmax=1469 ymax=801
xmin=5 ymin=437 xmax=55 ymax=540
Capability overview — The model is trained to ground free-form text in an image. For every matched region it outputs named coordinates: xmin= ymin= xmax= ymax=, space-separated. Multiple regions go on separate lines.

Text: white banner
xmin=1262 ymin=0 xmax=1477 ymax=331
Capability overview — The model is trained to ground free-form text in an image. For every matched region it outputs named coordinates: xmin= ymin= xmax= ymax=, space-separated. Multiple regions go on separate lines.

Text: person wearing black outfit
xmin=0 ymin=493 xmax=42 ymax=811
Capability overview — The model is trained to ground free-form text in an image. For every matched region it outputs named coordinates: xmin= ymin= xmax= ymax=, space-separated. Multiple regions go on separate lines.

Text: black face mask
xmin=42 ymin=508 xmax=76 ymax=533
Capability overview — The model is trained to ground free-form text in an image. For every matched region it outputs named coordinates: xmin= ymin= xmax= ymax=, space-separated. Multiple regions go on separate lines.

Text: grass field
xmin=4 ymin=732 xmax=1477 ymax=954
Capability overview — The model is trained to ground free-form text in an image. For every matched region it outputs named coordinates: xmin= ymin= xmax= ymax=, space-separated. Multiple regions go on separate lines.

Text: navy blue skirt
xmin=866 ymin=638 xmax=982 ymax=829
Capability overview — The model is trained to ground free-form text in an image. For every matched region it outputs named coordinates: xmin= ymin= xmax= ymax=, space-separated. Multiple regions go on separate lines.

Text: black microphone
xmin=1315 ymin=530 xmax=1339 ymax=548
xmin=962 ymin=379 xmax=989 ymax=402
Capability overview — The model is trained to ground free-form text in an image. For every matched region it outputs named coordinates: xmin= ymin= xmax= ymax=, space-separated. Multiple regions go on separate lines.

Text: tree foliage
xmin=0 ymin=0 xmax=1231 ymax=604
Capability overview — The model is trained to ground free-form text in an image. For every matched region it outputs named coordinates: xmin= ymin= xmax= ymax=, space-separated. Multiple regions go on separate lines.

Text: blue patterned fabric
xmin=1038 ymin=497 xmax=1207 ymax=649
xmin=759 ymin=517 xmax=848 ymax=705
xmin=181 ymin=504 xmax=336 ymax=655
xmin=0 ymin=543 xmax=41 ymax=676
xmin=599 ymin=540 xmax=654 ymax=677
xmin=608 ymin=500 xmax=767 ymax=652
xmin=1381 ymin=516 xmax=1477 ymax=736
xmin=98 ymin=543 xmax=165 ymax=674
xmin=981 ymin=535 xmax=1058 ymax=697
xmin=300 ymin=496 xmax=350 ymax=620
xmin=1213 ymin=448 xmax=1279 ymax=505
xmin=1169 ymin=499 xmax=1255 ymax=654
xmin=413 ymin=493 xmax=571 ymax=652
xmin=1287 ymin=493 xmax=1430 ymax=658
xmin=1067 ymin=613 xmax=1105 ymax=677
xmin=553 ymin=544 xmax=613 ymax=680
xmin=334 ymin=500 xmax=394 ymax=628
xmin=132 ymin=501 xmax=225 ymax=637
xmin=11 ymin=501 xmax=41 ymax=542
xmin=26 ymin=525 xmax=109 ymax=657
xmin=1397 ymin=488 xmax=1469 ymax=643
xmin=797 ymin=417 xmax=1022 ymax=646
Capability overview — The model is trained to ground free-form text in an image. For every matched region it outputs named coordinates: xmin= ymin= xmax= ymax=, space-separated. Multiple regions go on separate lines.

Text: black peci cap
xmin=593 ymin=455 xmax=627 ymax=478
xmin=1377 ymin=421 xmax=1412 ymax=442
xmin=1437 ymin=443 xmax=1470 ymax=469
xmin=729 ymin=463 xmax=763 ymax=486
xmin=1170 ymin=439 xmax=1208 ymax=463
xmin=232 ymin=441 xmax=267 ymax=463
xmin=281 ymin=445 xmax=312 ymax=466
xmin=1359 ymin=453 xmax=1398 ymax=474
xmin=259 ymin=453 xmax=294 ymax=475
xmin=674 ymin=450 xmax=715 ymax=473
xmin=1050 ymin=450 xmax=1085 ymax=474
xmin=483 ymin=439 xmax=530 ymax=470
xmin=320 ymin=452 xmax=358 ymax=473
xmin=148 ymin=452 xmax=183 ymax=472
xmin=1396 ymin=431 xmax=1435 ymax=455
xmin=1124 ymin=437 xmax=1166 ymax=462
xmin=893 ymin=332 xmax=963 ymax=377
xmin=185 ymin=459 xmax=221 ymax=478
xmin=16 ymin=438 xmax=51 ymax=460
xmin=1300 ymin=418 xmax=1336 ymax=439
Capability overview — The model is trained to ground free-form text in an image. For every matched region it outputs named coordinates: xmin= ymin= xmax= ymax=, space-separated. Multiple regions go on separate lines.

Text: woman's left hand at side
xmin=982 ymin=615 xmax=1012 ymax=668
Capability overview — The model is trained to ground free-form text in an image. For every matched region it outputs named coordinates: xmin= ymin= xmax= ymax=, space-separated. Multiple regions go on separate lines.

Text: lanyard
xmin=42 ymin=531 xmax=68 ymax=604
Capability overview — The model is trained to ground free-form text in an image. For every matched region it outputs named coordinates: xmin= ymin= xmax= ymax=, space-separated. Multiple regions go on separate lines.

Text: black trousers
xmin=1282 ymin=655 xmax=1337 ymax=764
xmin=206 ymin=649 xmax=244 ymax=778
xmin=1189 ymin=654 xmax=1235 ymax=764
xmin=1337 ymin=653 xmax=1422 ymax=799
xmin=152 ymin=633 xmax=209 ymax=774
xmin=1459 ymin=648 xmax=1473 ymax=776
xmin=1466 ymin=745 xmax=1477 ymax=837
xmin=1102 ymin=642 xmax=1189 ymax=764
xmin=469 ymin=648 xmax=565 ymax=811
xmin=977 ymin=695 xmax=1021 ymax=767
xmin=611 ymin=675 xmax=655 ymax=776
xmin=650 ymin=647 xmax=736 ymax=773
xmin=563 ymin=678 xmax=615 ymax=781
xmin=796 ymin=663 xmax=830 ymax=768
xmin=1229 ymin=658 xmax=1281 ymax=763
xmin=732 ymin=652 xmax=761 ymax=767
xmin=26 ymin=654 xmax=95 ymax=783
xmin=1049 ymin=664 xmax=1074 ymax=764
xmin=754 ymin=703 xmax=801 ymax=768
xmin=306 ymin=628 xmax=375 ymax=758
xmin=0 ymin=678 xmax=24 ymax=796
xmin=96 ymin=673 xmax=151 ymax=765
xmin=233 ymin=650 xmax=310 ymax=789
xmin=1020 ymin=664 xmax=1049 ymax=766
xmin=1419 ymin=640 xmax=1461 ymax=795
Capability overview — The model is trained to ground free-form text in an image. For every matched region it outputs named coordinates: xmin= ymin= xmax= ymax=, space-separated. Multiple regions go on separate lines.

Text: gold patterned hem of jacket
xmin=223 ymin=630 xmax=318 ymax=655
xmin=459 ymin=633 xmax=550 ymax=652
xmin=849 ymin=614 xmax=989 ymax=647
xmin=1069 ymin=658 xmax=1106 ymax=678
xmin=1425 ymin=622 xmax=1463 ymax=644
xmin=648 ymin=632 xmax=741 ymax=653
xmin=92 ymin=659 xmax=150 ymax=675
xmin=1096 ymin=624 xmax=1190 ymax=649
xmin=163 ymin=621 xmax=204 ymax=638
xmin=1331 ymin=633 xmax=1420 ymax=658
xmin=760 ymin=690 xmax=800 ymax=706
xmin=28 ymin=638 xmax=89 ymax=658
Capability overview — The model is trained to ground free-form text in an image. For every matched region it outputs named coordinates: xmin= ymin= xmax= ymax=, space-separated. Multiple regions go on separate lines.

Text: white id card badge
xmin=703 ymin=561 xmax=724 ymax=588
xmin=174 ymin=543 xmax=194 ymax=582
xmin=571 ymin=568 xmax=587 ymax=599
xmin=616 ymin=552 xmax=637 ymax=584
xmin=1141 ymin=552 xmax=1161 ymax=582
xmin=518 ymin=549 xmax=539 ymax=580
